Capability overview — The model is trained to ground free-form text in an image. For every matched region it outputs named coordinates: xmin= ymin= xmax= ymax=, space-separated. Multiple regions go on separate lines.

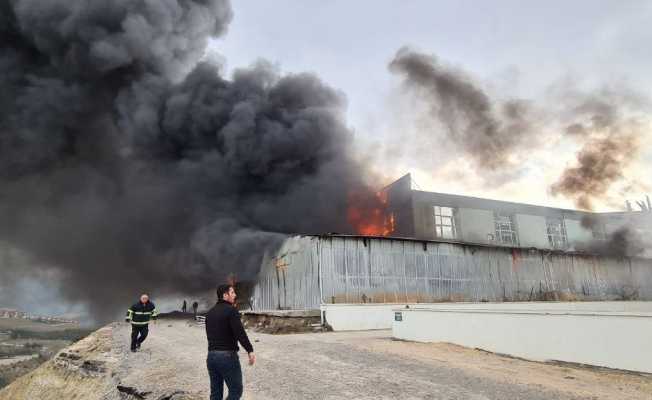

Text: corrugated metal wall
xmin=253 ymin=236 xmax=321 ymax=310
xmin=252 ymin=235 xmax=652 ymax=310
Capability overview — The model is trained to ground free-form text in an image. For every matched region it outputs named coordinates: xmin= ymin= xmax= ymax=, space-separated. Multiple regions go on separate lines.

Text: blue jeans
xmin=207 ymin=351 xmax=243 ymax=400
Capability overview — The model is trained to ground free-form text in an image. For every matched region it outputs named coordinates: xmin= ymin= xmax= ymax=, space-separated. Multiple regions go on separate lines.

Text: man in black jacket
xmin=205 ymin=284 xmax=255 ymax=400
xmin=125 ymin=294 xmax=157 ymax=352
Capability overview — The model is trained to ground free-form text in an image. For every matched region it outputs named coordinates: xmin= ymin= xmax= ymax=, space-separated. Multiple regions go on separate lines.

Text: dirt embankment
xmin=0 ymin=322 xmax=200 ymax=400
xmin=0 ymin=327 xmax=118 ymax=400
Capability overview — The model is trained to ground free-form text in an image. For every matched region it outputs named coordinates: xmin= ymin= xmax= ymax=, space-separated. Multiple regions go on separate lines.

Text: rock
xmin=116 ymin=384 xmax=151 ymax=398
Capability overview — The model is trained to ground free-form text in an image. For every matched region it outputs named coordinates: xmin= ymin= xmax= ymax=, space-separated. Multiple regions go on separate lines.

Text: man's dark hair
xmin=216 ymin=284 xmax=233 ymax=300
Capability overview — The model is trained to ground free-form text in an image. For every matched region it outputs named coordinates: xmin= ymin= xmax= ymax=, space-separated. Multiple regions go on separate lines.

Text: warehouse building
xmin=252 ymin=234 xmax=652 ymax=311
xmin=251 ymin=175 xmax=652 ymax=312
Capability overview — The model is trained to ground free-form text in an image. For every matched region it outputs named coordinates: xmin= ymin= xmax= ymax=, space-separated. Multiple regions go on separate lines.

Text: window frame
xmin=433 ymin=206 xmax=457 ymax=239
xmin=494 ymin=212 xmax=519 ymax=246
xmin=590 ymin=222 xmax=607 ymax=240
xmin=546 ymin=217 xmax=568 ymax=249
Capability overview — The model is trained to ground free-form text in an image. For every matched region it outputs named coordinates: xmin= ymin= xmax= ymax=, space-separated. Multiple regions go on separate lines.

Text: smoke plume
xmin=580 ymin=215 xmax=648 ymax=258
xmin=388 ymin=47 xmax=536 ymax=171
xmin=0 ymin=0 xmax=372 ymax=320
xmin=551 ymin=94 xmax=644 ymax=210
xmin=389 ymin=47 xmax=650 ymax=210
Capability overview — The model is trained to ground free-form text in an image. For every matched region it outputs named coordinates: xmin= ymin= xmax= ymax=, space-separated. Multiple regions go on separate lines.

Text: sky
xmin=211 ymin=0 xmax=652 ymax=210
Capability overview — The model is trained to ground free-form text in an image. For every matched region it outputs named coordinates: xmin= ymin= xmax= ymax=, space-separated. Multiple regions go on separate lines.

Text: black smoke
xmin=389 ymin=47 xmax=649 ymax=210
xmin=594 ymin=227 xmax=645 ymax=258
xmin=551 ymin=94 xmax=642 ymax=210
xmin=579 ymin=216 xmax=645 ymax=258
xmin=388 ymin=47 xmax=535 ymax=171
xmin=0 ymin=0 xmax=370 ymax=320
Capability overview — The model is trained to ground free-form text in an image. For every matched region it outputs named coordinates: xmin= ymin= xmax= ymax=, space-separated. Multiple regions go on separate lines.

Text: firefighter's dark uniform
xmin=125 ymin=300 xmax=158 ymax=351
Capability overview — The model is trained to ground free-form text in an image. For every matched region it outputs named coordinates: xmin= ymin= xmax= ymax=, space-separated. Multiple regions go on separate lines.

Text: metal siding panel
xmin=252 ymin=235 xmax=652 ymax=309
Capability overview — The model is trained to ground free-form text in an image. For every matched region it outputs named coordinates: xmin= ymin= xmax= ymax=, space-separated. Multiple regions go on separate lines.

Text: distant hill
xmin=0 ymin=309 xmax=78 ymax=326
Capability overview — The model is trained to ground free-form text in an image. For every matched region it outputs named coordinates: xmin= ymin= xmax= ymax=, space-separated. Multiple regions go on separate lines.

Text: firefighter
xmin=125 ymin=294 xmax=158 ymax=352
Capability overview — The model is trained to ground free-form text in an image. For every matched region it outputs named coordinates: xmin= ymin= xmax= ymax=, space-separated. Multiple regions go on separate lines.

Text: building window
xmin=591 ymin=223 xmax=607 ymax=240
xmin=494 ymin=213 xmax=518 ymax=245
xmin=546 ymin=217 xmax=568 ymax=249
xmin=434 ymin=206 xmax=456 ymax=239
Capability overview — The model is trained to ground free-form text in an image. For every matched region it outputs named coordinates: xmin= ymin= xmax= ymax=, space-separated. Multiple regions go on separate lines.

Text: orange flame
xmin=347 ymin=190 xmax=396 ymax=236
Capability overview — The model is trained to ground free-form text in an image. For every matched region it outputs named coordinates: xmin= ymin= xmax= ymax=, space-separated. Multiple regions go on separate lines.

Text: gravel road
xmin=111 ymin=320 xmax=652 ymax=399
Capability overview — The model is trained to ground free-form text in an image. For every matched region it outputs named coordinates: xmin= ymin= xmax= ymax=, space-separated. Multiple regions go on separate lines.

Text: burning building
xmin=251 ymin=174 xmax=652 ymax=311
xmin=382 ymin=174 xmax=652 ymax=256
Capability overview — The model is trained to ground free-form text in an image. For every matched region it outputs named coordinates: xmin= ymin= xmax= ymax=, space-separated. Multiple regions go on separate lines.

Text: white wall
xmin=322 ymin=302 xmax=652 ymax=331
xmin=565 ymin=218 xmax=593 ymax=246
xmin=404 ymin=301 xmax=652 ymax=312
xmin=321 ymin=304 xmax=413 ymax=331
xmin=393 ymin=304 xmax=652 ymax=373
xmin=457 ymin=208 xmax=495 ymax=244
xmin=515 ymin=214 xmax=548 ymax=248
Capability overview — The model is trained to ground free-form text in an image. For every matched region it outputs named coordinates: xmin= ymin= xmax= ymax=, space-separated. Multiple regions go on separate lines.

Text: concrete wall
xmin=407 ymin=188 xmax=650 ymax=253
xmin=400 ymin=301 xmax=652 ymax=312
xmin=385 ymin=174 xmax=415 ymax=238
xmin=515 ymin=214 xmax=548 ymax=248
xmin=322 ymin=301 xmax=652 ymax=331
xmin=393 ymin=304 xmax=652 ymax=373
xmin=565 ymin=219 xmax=593 ymax=247
xmin=458 ymin=208 xmax=494 ymax=244
xmin=320 ymin=304 xmax=409 ymax=331
xmin=412 ymin=201 xmax=436 ymax=240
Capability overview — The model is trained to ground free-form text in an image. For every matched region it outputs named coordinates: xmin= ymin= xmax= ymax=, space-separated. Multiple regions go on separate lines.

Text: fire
xmin=347 ymin=190 xmax=396 ymax=236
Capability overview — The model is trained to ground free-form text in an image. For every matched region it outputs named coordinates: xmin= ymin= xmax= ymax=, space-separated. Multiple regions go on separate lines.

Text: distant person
xmin=192 ymin=301 xmax=199 ymax=316
xmin=182 ymin=300 xmax=187 ymax=313
xmin=125 ymin=294 xmax=158 ymax=353
xmin=205 ymin=284 xmax=255 ymax=400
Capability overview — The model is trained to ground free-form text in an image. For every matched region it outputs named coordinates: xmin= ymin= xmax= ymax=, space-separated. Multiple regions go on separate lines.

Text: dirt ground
xmin=105 ymin=320 xmax=652 ymax=399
